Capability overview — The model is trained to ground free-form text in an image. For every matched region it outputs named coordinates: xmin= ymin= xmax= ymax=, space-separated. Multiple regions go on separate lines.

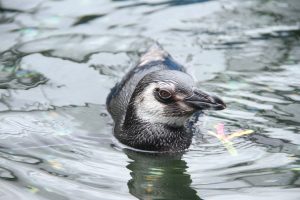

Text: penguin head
xmin=131 ymin=70 xmax=226 ymax=127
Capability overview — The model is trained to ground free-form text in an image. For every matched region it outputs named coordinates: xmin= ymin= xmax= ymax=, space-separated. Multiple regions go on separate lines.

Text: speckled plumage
xmin=106 ymin=43 xmax=225 ymax=152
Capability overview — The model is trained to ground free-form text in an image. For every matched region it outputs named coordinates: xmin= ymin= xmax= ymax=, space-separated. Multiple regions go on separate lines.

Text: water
xmin=0 ymin=0 xmax=300 ymax=199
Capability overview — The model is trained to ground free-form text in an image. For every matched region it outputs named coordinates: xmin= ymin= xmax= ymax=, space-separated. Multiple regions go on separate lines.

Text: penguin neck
xmin=118 ymin=102 xmax=192 ymax=152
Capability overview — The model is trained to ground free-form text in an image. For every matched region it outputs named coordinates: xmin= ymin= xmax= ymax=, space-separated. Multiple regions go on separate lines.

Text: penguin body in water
xmin=106 ymin=44 xmax=225 ymax=152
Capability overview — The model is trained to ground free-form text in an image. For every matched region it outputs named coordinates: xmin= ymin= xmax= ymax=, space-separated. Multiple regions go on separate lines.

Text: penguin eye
xmin=158 ymin=89 xmax=172 ymax=99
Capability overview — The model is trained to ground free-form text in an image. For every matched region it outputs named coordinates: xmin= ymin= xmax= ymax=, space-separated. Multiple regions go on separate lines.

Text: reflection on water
xmin=0 ymin=0 xmax=300 ymax=199
xmin=0 ymin=51 xmax=47 ymax=89
xmin=126 ymin=151 xmax=202 ymax=200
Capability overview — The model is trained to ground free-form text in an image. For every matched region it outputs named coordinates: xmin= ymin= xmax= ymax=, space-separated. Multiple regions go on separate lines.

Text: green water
xmin=0 ymin=0 xmax=300 ymax=199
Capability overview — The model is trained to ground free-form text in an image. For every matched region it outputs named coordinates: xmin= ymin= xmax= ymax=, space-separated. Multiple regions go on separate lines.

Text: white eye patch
xmin=134 ymin=83 xmax=189 ymax=126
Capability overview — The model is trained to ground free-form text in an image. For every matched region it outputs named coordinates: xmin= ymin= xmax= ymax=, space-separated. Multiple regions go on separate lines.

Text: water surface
xmin=0 ymin=0 xmax=300 ymax=199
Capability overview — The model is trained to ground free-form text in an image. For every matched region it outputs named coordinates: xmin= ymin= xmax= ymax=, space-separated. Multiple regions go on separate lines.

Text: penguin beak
xmin=184 ymin=89 xmax=226 ymax=111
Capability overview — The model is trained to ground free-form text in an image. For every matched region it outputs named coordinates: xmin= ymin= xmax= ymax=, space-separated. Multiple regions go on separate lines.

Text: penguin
xmin=106 ymin=43 xmax=226 ymax=152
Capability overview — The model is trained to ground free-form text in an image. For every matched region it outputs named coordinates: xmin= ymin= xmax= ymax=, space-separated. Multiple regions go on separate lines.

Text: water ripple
xmin=0 ymin=0 xmax=300 ymax=199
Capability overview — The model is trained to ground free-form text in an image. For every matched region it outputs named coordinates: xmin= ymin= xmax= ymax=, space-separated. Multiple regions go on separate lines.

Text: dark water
xmin=0 ymin=0 xmax=300 ymax=199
